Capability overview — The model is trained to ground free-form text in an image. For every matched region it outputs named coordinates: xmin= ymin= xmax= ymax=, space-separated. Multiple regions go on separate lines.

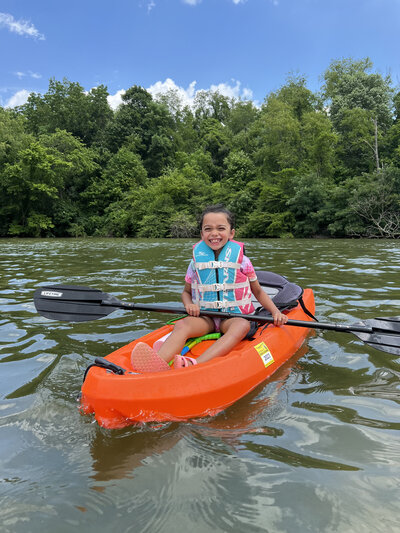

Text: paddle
xmin=33 ymin=284 xmax=400 ymax=356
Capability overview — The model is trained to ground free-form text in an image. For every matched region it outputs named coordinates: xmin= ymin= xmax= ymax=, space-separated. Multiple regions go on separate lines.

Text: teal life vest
xmin=191 ymin=239 xmax=254 ymax=314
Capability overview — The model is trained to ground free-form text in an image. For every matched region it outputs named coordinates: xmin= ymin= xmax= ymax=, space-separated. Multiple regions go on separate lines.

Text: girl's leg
xmin=157 ymin=316 xmax=214 ymax=363
xmin=195 ymin=317 xmax=250 ymax=364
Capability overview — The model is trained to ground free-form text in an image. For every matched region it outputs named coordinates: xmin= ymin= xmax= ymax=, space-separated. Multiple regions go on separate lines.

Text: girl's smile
xmin=201 ymin=213 xmax=235 ymax=253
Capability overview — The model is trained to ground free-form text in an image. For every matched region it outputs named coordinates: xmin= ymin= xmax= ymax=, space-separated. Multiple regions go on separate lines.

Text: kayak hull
xmin=80 ymin=288 xmax=315 ymax=428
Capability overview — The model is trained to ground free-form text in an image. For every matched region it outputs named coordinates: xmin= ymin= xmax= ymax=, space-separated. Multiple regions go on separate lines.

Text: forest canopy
xmin=1 ymin=57 xmax=400 ymax=239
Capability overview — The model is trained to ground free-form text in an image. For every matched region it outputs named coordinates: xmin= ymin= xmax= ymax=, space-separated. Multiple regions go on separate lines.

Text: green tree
xmin=227 ymin=100 xmax=259 ymax=136
xmin=84 ymin=145 xmax=147 ymax=215
xmin=252 ymin=98 xmax=301 ymax=174
xmin=19 ymin=79 xmax=112 ymax=145
xmin=0 ymin=141 xmax=69 ymax=236
xmin=287 ymin=172 xmax=334 ymax=236
xmin=300 ymin=111 xmax=338 ymax=178
xmin=104 ymin=85 xmax=176 ymax=177
xmin=322 ymin=58 xmax=393 ymax=174
xmin=323 ymin=58 xmax=393 ymax=127
xmin=0 ymin=107 xmax=33 ymax=165
xmin=347 ymin=167 xmax=400 ymax=238
xmin=271 ymin=74 xmax=319 ymax=120
xmin=193 ymin=90 xmax=232 ymax=123
xmin=340 ymin=108 xmax=382 ymax=172
xmin=223 ymin=150 xmax=256 ymax=190
xmin=39 ymin=129 xmax=100 ymax=236
xmin=199 ymin=118 xmax=232 ymax=179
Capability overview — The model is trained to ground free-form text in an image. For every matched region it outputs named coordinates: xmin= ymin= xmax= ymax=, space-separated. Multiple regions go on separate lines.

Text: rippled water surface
xmin=1 ymin=238 xmax=399 ymax=533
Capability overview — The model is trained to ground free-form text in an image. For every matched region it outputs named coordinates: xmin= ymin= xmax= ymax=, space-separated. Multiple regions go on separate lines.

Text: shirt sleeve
xmin=241 ymin=255 xmax=257 ymax=282
xmin=184 ymin=260 xmax=195 ymax=284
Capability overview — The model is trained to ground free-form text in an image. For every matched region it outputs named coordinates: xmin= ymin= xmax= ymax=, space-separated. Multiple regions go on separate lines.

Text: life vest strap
xmin=197 ymin=297 xmax=253 ymax=310
xmin=194 ymin=260 xmax=242 ymax=270
xmin=197 ymin=281 xmax=250 ymax=292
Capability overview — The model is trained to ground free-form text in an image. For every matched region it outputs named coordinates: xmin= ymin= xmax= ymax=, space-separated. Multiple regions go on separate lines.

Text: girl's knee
xmin=223 ymin=318 xmax=250 ymax=338
xmin=239 ymin=319 xmax=251 ymax=336
xmin=173 ymin=318 xmax=192 ymax=334
xmin=173 ymin=316 xmax=212 ymax=336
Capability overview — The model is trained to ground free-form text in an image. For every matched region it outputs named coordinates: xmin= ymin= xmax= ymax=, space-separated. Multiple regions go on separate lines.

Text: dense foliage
xmin=1 ymin=58 xmax=400 ymax=239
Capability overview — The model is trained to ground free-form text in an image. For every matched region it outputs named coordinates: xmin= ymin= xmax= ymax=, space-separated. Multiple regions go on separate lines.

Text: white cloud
xmin=209 ymin=80 xmax=253 ymax=100
xmin=5 ymin=78 xmax=253 ymax=111
xmin=147 ymin=78 xmax=197 ymax=108
xmin=107 ymin=89 xmax=126 ymax=110
xmin=13 ymin=70 xmax=42 ymax=80
xmin=107 ymin=78 xmax=253 ymax=111
xmin=182 ymin=0 xmax=202 ymax=5
xmin=0 ymin=12 xmax=45 ymax=40
xmin=5 ymin=89 xmax=30 ymax=108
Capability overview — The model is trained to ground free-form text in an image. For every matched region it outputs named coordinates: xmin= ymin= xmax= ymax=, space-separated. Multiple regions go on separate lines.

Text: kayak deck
xmin=80 ymin=288 xmax=315 ymax=428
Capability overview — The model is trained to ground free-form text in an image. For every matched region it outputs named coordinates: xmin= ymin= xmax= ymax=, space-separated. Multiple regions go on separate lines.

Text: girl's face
xmin=200 ymin=212 xmax=235 ymax=252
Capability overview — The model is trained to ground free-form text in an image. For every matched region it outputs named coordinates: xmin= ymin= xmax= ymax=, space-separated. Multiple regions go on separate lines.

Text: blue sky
xmin=1 ymin=0 xmax=400 ymax=109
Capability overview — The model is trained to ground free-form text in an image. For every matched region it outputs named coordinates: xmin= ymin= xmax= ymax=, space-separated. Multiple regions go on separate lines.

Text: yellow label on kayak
xmin=254 ymin=342 xmax=274 ymax=368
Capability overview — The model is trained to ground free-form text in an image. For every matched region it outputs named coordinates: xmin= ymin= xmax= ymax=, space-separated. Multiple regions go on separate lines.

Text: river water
xmin=0 ymin=238 xmax=399 ymax=533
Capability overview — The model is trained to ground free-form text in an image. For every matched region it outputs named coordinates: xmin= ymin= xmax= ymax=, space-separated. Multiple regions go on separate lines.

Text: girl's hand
xmin=272 ymin=310 xmax=288 ymax=326
xmin=185 ymin=303 xmax=201 ymax=317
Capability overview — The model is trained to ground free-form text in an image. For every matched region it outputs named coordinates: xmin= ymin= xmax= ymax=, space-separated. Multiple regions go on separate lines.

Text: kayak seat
xmin=246 ymin=271 xmax=317 ymax=339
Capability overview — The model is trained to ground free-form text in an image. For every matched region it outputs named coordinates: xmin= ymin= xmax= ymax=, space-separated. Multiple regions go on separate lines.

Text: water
xmin=0 ymin=238 xmax=399 ymax=533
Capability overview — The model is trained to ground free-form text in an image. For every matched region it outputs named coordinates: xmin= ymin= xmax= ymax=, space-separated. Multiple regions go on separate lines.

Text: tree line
xmin=1 ymin=57 xmax=400 ymax=239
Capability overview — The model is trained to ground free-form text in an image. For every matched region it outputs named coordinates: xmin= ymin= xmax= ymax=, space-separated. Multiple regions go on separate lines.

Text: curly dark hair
xmin=199 ymin=205 xmax=235 ymax=230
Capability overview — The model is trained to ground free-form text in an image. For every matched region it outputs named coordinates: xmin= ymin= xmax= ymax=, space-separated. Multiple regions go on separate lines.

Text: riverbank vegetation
xmin=1 ymin=57 xmax=400 ymax=239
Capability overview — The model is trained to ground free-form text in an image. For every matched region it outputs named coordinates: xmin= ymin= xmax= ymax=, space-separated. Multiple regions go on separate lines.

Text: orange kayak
xmin=80 ymin=288 xmax=315 ymax=429
xmin=80 ymin=289 xmax=315 ymax=428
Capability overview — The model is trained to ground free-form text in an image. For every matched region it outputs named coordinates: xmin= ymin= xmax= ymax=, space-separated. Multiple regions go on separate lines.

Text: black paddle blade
xmin=351 ymin=317 xmax=400 ymax=355
xmin=34 ymin=285 xmax=118 ymax=322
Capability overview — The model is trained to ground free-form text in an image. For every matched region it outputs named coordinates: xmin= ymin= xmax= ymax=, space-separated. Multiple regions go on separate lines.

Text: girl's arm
xmin=250 ymin=280 xmax=288 ymax=325
xmin=182 ymin=282 xmax=201 ymax=316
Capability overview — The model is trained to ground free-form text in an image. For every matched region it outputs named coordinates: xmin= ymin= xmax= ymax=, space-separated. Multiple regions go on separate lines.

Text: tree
xmin=39 ymin=129 xmax=100 ymax=236
xmin=340 ymin=108 xmax=382 ymax=171
xmin=84 ymin=145 xmax=147 ymax=214
xmin=193 ymin=90 xmax=232 ymax=124
xmin=322 ymin=58 xmax=393 ymax=174
xmin=270 ymin=74 xmax=320 ymax=120
xmin=227 ymin=100 xmax=259 ymax=136
xmin=252 ymin=98 xmax=301 ymax=174
xmin=348 ymin=167 xmax=400 ymax=238
xmin=300 ymin=111 xmax=338 ymax=178
xmin=199 ymin=118 xmax=232 ymax=179
xmin=223 ymin=150 xmax=256 ymax=190
xmin=19 ymin=79 xmax=113 ymax=145
xmin=287 ymin=172 xmax=333 ymax=236
xmin=103 ymin=85 xmax=176 ymax=177
xmin=0 ymin=141 xmax=69 ymax=236
xmin=322 ymin=58 xmax=393 ymax=128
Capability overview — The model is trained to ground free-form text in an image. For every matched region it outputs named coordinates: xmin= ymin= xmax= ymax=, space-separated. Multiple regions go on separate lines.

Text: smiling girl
xmin=131 ymin=205 xmax=287 ymax=371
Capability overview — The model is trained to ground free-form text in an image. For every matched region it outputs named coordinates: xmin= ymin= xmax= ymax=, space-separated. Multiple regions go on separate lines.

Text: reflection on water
xmin=0 ymin=238 xmax=399 ymax=532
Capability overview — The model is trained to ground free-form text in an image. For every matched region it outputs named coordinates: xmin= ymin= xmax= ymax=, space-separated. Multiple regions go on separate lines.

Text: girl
xmin=131 ymin=205 xmax=288 ymax=372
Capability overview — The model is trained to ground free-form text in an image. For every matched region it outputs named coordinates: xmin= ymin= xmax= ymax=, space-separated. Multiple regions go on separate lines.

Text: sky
xmin=1 ymin=0 xmax=400 ymax=110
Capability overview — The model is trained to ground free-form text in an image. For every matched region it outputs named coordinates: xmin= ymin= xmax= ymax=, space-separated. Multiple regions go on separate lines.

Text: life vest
xmin=191 ymin=240 xmax=254 ymax=314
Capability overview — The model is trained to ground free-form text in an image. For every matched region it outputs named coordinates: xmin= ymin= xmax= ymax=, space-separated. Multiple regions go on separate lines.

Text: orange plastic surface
xmin=80 ymin=289 xmax=315 ymax=428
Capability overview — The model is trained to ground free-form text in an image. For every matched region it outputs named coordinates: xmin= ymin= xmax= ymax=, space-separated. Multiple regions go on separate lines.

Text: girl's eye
xmin=202 ymin=226 xmax=228 ymax=232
